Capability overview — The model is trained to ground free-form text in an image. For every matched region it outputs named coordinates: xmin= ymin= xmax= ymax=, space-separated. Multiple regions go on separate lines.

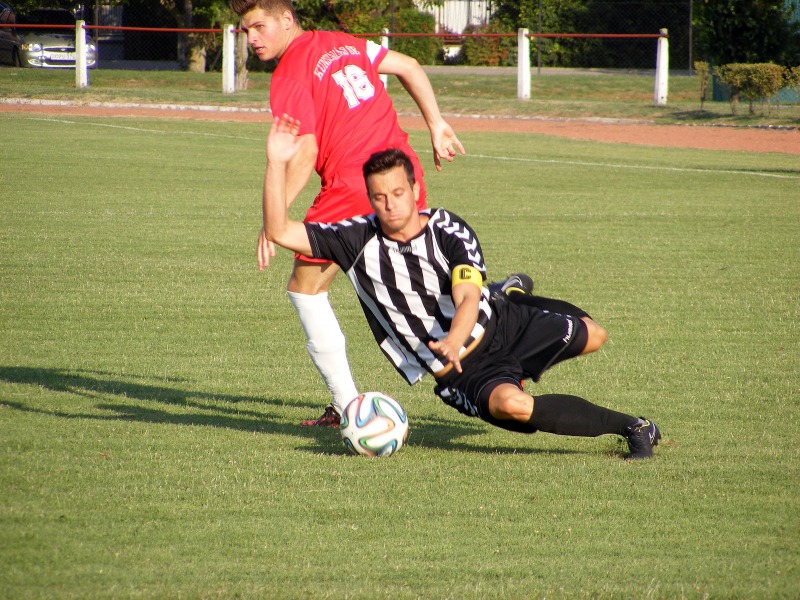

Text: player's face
xmin=367 ymin=166 xmax=421 ymax=242
xmin=240 ymin=9 xmax=293 ymax=61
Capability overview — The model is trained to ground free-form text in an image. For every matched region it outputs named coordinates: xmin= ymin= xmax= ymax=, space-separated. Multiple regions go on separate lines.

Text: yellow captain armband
xmin=451 ymin=265 xmax=483 ymax=288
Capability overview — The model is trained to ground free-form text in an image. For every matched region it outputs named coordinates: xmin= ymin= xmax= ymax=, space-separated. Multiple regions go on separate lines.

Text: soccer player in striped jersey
xmin=232 ymin=0 xmax=467 ymax=426
xmin=264 ymin=115 xmax=661 ymax=459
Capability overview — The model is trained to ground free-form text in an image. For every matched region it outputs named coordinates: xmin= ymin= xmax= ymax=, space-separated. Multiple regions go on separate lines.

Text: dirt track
xmin=2 ymin=100 xmax=799 ymax=154
xmin=401 ymin=115 xmax=800 ymax=155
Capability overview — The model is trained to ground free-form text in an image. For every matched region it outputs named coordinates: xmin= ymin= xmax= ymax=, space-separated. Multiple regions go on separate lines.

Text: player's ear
xmin=412 ymin=181 xmax=420 ymax=202
xmin=281 ymin=9 xmax=294 ymax=29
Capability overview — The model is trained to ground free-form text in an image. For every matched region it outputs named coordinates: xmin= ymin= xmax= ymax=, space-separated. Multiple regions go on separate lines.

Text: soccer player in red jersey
xmin=230 ymin=0 xmax=466 ymax=425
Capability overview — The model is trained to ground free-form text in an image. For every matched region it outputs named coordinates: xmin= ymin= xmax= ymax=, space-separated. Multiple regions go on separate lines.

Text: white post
xmin=654 ymin=28 xmax=669 ymax=106
xmin=380 ymin=29 xmax=389 ymax=89
xmin=517 ymin=28 xmax=530 ymax=100
xmin=75 ymin=20 xmax=88 ymax=88
xmin=222 ymin=24 xmax=235 ymax=94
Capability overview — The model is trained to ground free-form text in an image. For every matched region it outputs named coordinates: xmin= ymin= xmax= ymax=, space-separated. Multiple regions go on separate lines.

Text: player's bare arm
xmin=262 ymin=114 xmax=314 ymax=259
xmin=378 ymin=50 xmax=465 ymax=172
xmin=284 ymin=133 xmax=318 ymax=207
xmin=427 ymin=267 xmax=482 ymax=373
xmin=257 ymin=130 xmax=318 ymax=270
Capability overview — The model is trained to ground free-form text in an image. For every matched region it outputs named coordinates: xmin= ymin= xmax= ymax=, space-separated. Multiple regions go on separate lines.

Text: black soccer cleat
xmin=623 ymin=417 xmax=661 ymax=459
xmin=488 ymin=273 xmax=534 ymax=297
xmin=300 ymin=405 xmax=341 ymax=427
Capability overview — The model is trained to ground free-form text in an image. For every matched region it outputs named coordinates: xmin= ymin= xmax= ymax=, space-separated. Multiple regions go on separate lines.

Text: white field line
xmin=12 ymin=114 xmax=799 ymax=180
xmin=18 ymin=116 xmax=264 ymax=141
xmin=461 ymin=152 xmax=800 ymax=180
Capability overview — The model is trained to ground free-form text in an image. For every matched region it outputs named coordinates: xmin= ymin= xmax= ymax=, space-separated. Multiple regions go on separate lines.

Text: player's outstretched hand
xmin=257 ymin=227 xmax=276 ymax=271
xmin=267 ymin=114 xmax=306 ymax=164
xmin=428 ymin=338 xmax=463 ymax=374
xmin=431 ymin=120 xmax=465 ymax=172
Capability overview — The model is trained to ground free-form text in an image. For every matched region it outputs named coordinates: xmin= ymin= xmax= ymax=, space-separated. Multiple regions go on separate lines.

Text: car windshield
xmin=20 ymin=9 xmax=75 ymax=34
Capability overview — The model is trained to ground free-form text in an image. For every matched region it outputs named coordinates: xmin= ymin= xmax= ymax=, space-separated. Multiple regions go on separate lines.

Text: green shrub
xmin=461 ymin=22 xmax=516 ymax=67
xmin=713 ymin=62 xmax=787 ymax=115
xmin=392 ymin=8 xmax=440 ymax=66
xmin=784 ymin=65 xmax=800 ymax=91
xmin=326 ymin=1 xmax=439 ymax=66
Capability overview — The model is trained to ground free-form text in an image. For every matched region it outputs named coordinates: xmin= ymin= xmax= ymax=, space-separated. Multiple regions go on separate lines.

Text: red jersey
xmin=271 ymin=30 xmax=426 ymax=224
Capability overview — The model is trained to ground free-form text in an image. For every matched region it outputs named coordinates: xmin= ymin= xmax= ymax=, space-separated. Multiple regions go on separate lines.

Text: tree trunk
xmin=188 ymin=41 xmax=206 ymax=73
xmin=177 ymin=0 xmax=192 ymax=69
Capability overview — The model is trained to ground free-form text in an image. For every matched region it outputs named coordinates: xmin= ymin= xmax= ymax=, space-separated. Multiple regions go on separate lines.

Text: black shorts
xmin=433 ymin=295 xmax=588 ymax=421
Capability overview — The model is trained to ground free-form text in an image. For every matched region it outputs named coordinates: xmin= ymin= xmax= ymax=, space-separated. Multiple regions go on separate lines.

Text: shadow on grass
xmin=0 ymin=364 xmax=317 ymax=407
xmin=668 ymin=109 xmax=727 ymax=123
xmin=668 ymin=108 xmax=800 ymax=128
xmin=0 ymin=366 xmax=576 ymax=456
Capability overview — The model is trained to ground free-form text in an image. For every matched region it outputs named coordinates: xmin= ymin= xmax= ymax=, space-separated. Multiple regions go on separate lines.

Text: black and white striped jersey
xmin=306 ymin=208 xmax=494 ymax=384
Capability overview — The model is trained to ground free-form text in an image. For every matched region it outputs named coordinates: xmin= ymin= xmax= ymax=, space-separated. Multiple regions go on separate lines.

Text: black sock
xmin=484 ymin=413 xmax=538 ymax=434
xmin=528 ymin=394 xmax=638 ymax=437
xmin=510 ymin=295 xmax=591 ymax=320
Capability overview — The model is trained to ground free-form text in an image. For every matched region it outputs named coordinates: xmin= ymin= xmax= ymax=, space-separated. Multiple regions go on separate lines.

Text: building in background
xmin=417 ymin=0 xmax=493 ymax=33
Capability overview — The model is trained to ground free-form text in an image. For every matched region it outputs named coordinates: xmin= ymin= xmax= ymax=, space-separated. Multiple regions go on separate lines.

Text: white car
xmin=19 ymin=8 xmax=96 ymax=68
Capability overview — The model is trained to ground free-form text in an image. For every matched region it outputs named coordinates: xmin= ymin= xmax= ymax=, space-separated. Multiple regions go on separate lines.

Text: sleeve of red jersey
xmin=365 ymin=39 xmax=388 ymax=66
xmin=270 ymin=76 xmax=317 ymax=137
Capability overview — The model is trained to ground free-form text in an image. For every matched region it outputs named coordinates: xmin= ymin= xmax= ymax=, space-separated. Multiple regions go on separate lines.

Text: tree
xmin=694 ymin=0 xmax=800 ymax=66
xmin=490 ymin=0 xmax=598 ymax=67
xmin=185 ymin=0 xmax=238 ymax=72
xmin=296 ymin=0 xmax=440 ymax=65
xmin=291 ymin=0 xmax=338 ymax=30
xmin=159 ymin=0 xmax=236 ymax=71
xmin=487 ymin=0 xmax=692 ymax=69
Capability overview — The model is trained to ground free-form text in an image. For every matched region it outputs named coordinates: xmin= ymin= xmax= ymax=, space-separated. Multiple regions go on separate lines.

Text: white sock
xmin=287 ymin=291 xmax=359 ymax=414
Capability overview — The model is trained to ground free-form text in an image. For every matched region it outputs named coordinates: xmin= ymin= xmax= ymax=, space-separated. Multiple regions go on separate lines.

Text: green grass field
xmin=1 ymin=111 xmax=798 ymax=598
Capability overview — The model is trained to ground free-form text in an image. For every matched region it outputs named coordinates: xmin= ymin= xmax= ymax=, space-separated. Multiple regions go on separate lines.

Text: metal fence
xmin=4 ymin=1 xmax=690 ymax=73
xmin=83 ymin=1 xmax=690 ymax=71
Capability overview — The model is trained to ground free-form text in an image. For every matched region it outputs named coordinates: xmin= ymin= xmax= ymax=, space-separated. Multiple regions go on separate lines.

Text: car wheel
xmin=12 ymin=48 xmax=21 ymax=68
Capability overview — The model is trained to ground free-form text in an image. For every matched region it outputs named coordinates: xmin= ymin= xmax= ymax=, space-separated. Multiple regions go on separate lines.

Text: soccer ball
xmin=340 ymin=392 xmax=409 ymax=457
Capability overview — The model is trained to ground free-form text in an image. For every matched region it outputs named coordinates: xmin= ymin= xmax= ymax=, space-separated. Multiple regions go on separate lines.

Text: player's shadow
xmin=390 ymin=415 xmax=579 ymax=456
xmin=0 ymin=366 xmax=577 ymax=455
xmin=0 ymin=365 xmax=327 ymax=439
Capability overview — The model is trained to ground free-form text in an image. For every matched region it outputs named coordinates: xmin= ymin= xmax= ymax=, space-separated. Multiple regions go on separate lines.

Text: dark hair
xmin=229 ymin=0 xmax=296 ymax=18
xmin=362 ymin=148 xmax=416 ymax=187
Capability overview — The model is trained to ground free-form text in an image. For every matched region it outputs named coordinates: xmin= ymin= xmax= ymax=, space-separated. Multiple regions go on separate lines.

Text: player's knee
xmin=488 ymin=386 xmax=533 ymax=422
xmin=581 ymin=318 xmax=608 ymax=354
xmin=288 ymin=262 xmax=338 ymax=294
xmin=288 ymin=275 xmax=329 ymax=295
